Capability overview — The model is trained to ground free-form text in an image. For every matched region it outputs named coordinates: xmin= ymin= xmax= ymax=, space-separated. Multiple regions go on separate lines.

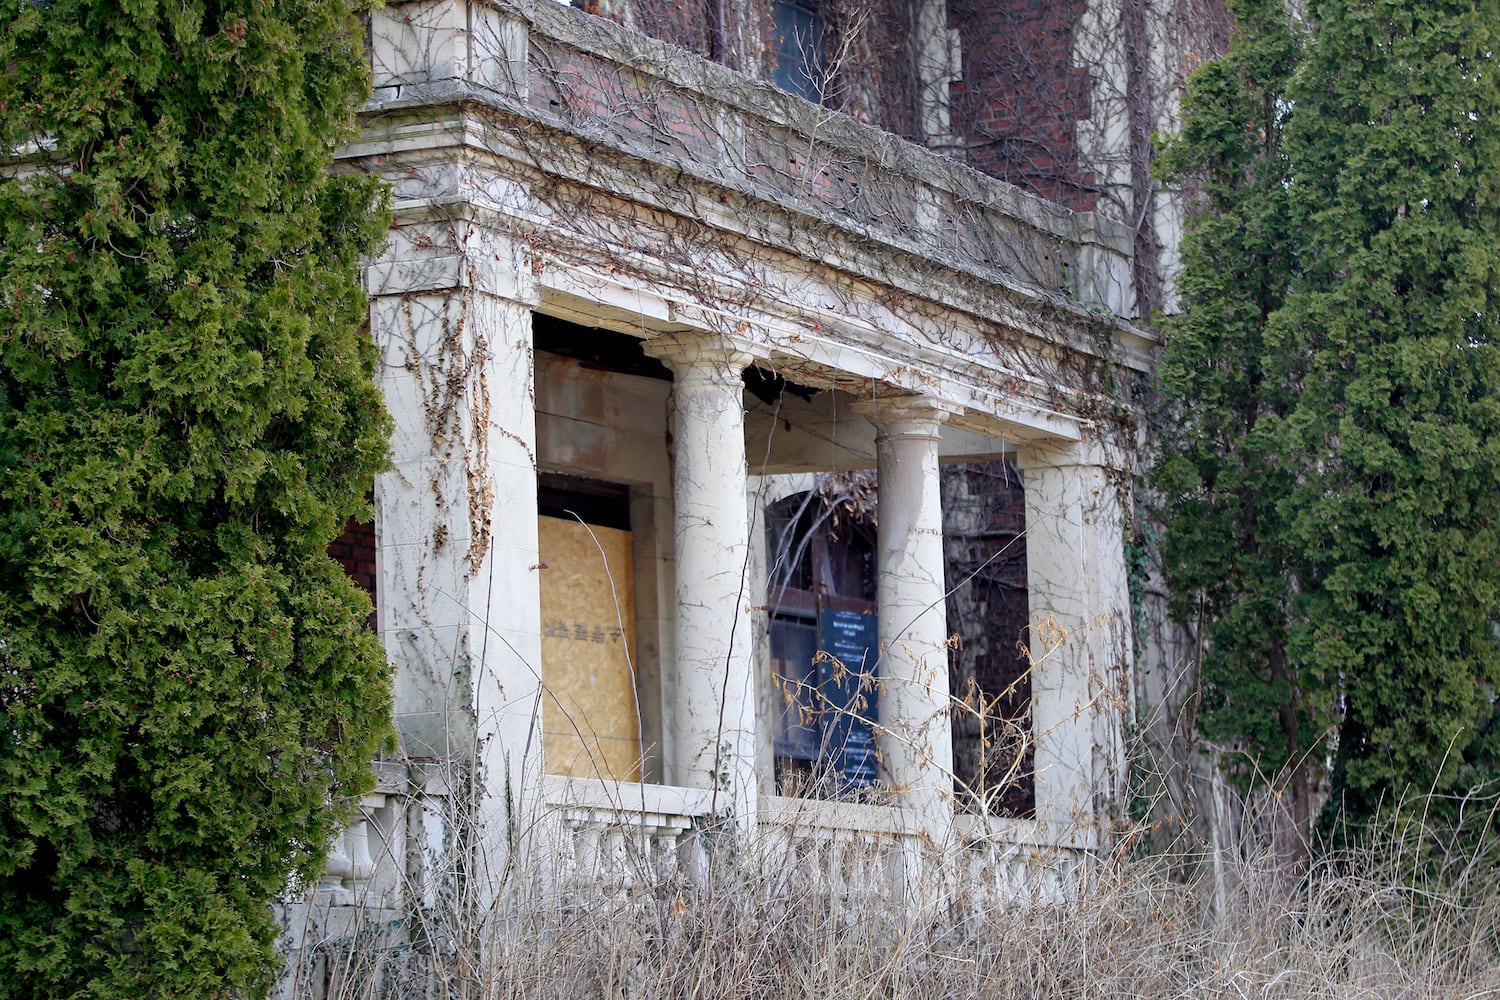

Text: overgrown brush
xmin=281 ymin=797 xmax=1499 ymax=1000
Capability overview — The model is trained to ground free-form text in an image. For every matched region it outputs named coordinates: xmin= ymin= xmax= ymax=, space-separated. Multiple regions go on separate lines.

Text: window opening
xmin=771 ymin=0 xmax=826 ymax=103
xmin=539 ymin=475 xmax=631 ymax=531
xmin=943 ymin=460 xmax=1034 ymax=818
xmin=538 ymin=474 xmax=644 ymax=782
xmin=766 ymin=488 xmax=878 ymax=797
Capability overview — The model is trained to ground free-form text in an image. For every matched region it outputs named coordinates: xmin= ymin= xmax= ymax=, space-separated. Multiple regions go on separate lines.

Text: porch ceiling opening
xmin=534 ymin=308 xmax=1039 ymax=481
xmin=534 ymin=279 xmax=1089 ymax=450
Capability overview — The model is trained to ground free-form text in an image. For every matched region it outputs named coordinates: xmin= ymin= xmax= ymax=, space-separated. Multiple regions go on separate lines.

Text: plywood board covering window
xmin=539 ymin=515 xmax=643 ymax=781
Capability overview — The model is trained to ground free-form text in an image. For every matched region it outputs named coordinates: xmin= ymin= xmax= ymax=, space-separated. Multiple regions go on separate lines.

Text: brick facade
xmin=328 ymin=517 xmax=377 ymax=627
xmin=948 ymin=0 xmax=1094 ymax=210
xmin=626 ymin=0 xmax=715 ymax=60
xmin=606 ymin=0 xmax=1096 ymax=211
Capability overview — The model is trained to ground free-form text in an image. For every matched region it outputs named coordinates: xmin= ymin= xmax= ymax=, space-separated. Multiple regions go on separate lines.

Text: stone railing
xmin=540 ymin=775 xmax=717 ymax=892
xmin=757 ymin=795 xmax=922 ymax=904
xmin=303 ymin=770 xmax=1090 ymax=912
xmin=758 ymin=798 xmax=1089 ymax=908
xmin=953 ymin=813 xmax=1087 ymax=906
xmin=277 ymin=762 xmax=417 ymax=999
xmin=311 ymin=760 xmax=411 ymax=909
xmin=537 ymin=782 xmax=1090 ymax=906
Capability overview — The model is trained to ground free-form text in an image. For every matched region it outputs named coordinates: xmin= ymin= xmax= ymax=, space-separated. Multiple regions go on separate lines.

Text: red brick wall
xmin=582 ymin=0 xmax=733 ymax=63
xmin=948 ymin=0 xmax=1096 ymax=211
xmin=842 ymin=0 xmax=922 ymax=138
xmin=328 ymin=517 xmax=378 ymax=627
xmin=564 ymin=0 xmax=1104 ymax=211
xmin=584 ymin=0 xmax=1095 ymax=212
xmin=592 ymin=0 xmax=920 ymax=136
xmin=626 ymin=0 xmax=715 ymax=59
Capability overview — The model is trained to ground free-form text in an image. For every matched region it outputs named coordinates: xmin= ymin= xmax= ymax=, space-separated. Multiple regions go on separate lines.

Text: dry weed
xmin=281 ymin=796 xmax=1499 ymax=1000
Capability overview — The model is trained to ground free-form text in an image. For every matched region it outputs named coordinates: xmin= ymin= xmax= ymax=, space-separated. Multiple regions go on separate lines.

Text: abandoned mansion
xmin=287 ymin=0 xmax=1210 ymax=976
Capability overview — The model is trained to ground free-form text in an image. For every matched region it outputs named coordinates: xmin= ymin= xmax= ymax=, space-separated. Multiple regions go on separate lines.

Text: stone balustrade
xmin=541 ymin=775 xmax=717 ymax=891
xmin=758 ymin=795 xmax=919 ymax=906
xmin=310 ymin=760 xmax=410 ymax=909
xmin=359 ymin=0 xmax=1149 ymax=348
xmin=953 ymin=813 xmax=1087 ymax=906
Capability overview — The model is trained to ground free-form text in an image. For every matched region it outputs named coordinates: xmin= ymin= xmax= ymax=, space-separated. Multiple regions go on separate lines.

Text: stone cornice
xmin=352 ymin=0 xmax=1154 ymax=360
xmin=345 ymin=108 xmax=1155 ymax=378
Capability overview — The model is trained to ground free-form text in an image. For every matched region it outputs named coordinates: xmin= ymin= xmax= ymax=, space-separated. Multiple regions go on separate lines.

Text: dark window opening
xmin=538 ymin=473 xmax=632 ymax=531
xmin=943 ymin=460 xmax=1034 ymax=818
xmin=766 ymin=488 xmax=878 ymax=798
xmin=771 ymin=0 xmax=826 ymax=103
xmin=533 ymin=313 xmax=671 ymax=383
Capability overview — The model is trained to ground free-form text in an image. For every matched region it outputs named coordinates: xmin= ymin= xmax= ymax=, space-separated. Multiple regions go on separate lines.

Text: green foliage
xmin=1156 ymin=0 xmax=1500 ymax=846
xmin=1279 ymin=0 xmax=1500 ymax=833
xmin=1153 ymin=0 xmax=1328 ymax=816
xmin=0 ymin=0 xmax=392 ymax=995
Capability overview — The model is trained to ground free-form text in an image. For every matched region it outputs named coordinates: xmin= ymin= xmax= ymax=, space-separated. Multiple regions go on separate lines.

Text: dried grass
xmin=283 ymin=795 xmax=1500 ymax=1000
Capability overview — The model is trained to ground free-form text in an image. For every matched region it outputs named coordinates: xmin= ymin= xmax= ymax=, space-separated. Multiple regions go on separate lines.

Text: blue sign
xmin=817 ymin=609 xmax=879 ymax=792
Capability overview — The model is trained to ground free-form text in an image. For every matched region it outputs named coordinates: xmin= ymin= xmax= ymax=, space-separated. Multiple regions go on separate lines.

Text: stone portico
xmin=287 ymin=0 xmax=1146 ymax=955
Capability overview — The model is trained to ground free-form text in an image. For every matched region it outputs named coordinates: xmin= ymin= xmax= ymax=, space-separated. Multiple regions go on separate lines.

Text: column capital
xmin=852 ymin=394 xmax=962 ymax=436
xmin=365 ymin=219 xmax=542 ymax=304
xmin=1014 ymin=437 xmax=1125 ymax=474
xmin=641 ymin=330 xmax=770 ymax=380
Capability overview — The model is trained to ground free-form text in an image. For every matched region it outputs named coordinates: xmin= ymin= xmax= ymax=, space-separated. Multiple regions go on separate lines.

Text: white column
xmin=1017 ymin=441 xmax=1132 ymax=849
xmin=855 ymin=395 xmax=959 ymax=843
xmin=642 ymin=331 xmax=765 ymax=826
xmin=369 ymin=226 xmax=543 ymax=906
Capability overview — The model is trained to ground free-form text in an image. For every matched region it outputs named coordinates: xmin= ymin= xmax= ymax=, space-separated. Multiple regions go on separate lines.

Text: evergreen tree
xmin=0 ymin=1 xmax=391 ymax=995
xmin=1158 ymin=0 xmax=1500 ymax=848
xmin=1278 ymin=0 xmax=1500 ymax=831
xmin=1154 ymin=0 xmax=1328 ymax=846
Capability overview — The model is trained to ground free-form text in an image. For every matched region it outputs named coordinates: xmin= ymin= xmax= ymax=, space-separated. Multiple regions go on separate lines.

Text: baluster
xmin=1005 ymin=848 xmax=1027 ymax=900
xmin=601 ymin=824 xmax=626 ymax=891
xmin=347 ymin=816 xmax=376 ymax=886
xmin=648 ymin=825 xmax=672 ymax=880
xmin=842 ymin=832 xmax=856 ymax=900
xmin=834 ymin=832 xmax=852 ymax=904
xmin=631 ymin=821 xmax=660 ymax=884
xmin=318 ymin=827 xmax=354 ymax=903
xmin=678 ymin=828 xmax=707 ymax=884
xmin=859 ymin=834 xmax=874 ymax=903
xmin=574 ymin=820 xmax=601 ymax=888
xmin=819 ymin=832 xmax=836 ymax=898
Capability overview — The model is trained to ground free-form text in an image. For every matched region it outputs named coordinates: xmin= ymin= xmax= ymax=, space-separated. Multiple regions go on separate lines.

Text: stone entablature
xmin=351 ymin=0 xmax=1151 ymax=366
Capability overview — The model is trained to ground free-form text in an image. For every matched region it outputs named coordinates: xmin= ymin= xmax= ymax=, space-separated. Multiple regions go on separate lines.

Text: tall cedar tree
xmin=0 ymin=0 xmax=392 ymax=995
xmin=1278 ymin=0 xmax=1500 ymax=832
xmin=1154 ymin=0 xmax=1328 ymax=847
xmin=1159 ymin=0 xmax=1500 ymax=848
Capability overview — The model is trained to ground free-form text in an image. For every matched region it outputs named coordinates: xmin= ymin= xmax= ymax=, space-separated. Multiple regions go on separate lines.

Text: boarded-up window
xmin=538 ymin=484 xmax=643 ymax=782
